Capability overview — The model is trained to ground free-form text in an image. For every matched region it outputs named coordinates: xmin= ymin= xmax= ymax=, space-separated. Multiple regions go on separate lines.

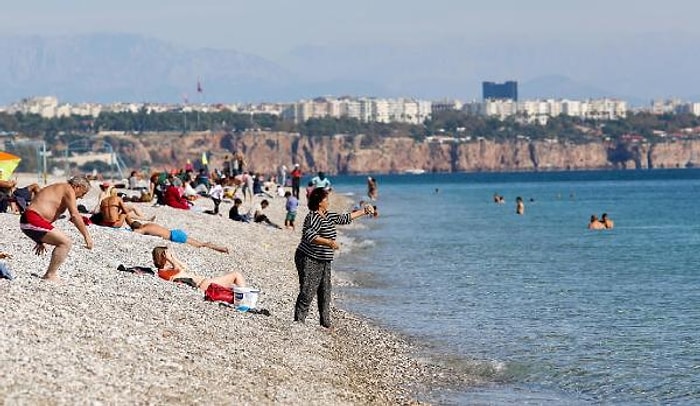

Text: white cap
xmin=294 ymin=163 xmax=300 ymax=167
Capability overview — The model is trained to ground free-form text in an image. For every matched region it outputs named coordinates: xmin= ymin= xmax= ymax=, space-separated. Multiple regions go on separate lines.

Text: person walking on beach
xmin=293 ymin=188 xmax=374 ymax=328
xmin=19 ymin=176 xmax=93 ymax=281
xmin=290 ymin=163 xmax=302 ymax=199
xmin=208 ymin=178 xmax=224 ymax=215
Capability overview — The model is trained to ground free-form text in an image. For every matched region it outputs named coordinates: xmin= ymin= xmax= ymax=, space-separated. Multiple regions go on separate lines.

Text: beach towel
xmin=117 ymin=264 xmax=155 ymax=276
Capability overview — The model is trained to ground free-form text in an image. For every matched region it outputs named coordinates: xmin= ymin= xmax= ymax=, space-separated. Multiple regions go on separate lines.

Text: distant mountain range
xmin=0 ymin=33 xmax=297 ymax=104
xmin=0 ymin=32 xmax=696 ymax=106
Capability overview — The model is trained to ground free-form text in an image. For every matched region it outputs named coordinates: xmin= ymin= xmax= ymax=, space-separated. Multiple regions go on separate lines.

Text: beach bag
xmin=204 ymin=283 xmax=233 ymax=303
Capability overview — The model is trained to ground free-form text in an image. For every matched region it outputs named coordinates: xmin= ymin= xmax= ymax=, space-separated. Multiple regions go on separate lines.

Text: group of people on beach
xmin=2 ymin=159 xmax=380 ymax=329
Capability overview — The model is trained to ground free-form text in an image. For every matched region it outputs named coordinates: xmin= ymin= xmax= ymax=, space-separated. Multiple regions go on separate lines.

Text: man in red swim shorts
xmin=19 ymin=176 xmax=94 ymax=281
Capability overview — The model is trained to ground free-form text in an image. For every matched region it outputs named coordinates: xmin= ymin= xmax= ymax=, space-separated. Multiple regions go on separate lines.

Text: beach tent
xmin=0 ymin=151 xmax=21 ymax=181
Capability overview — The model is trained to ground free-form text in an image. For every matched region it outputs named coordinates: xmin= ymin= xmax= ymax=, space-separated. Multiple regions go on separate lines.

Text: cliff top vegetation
xmin=3 ymin=110 xmax=700 ymax=150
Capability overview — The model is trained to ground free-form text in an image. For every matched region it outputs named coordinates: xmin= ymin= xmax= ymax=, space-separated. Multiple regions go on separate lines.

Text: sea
xmin=329 ymin=169 xmax=700 ymax=405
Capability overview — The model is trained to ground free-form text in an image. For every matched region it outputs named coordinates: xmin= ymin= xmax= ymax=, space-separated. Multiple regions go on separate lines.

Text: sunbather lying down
xmin=130 ymin=220 xmax=229 ymax=254
xmin=151 ymin=246 xmax=245 ymax=292
xmin=0 ymin=252 xmax=11 ymax=259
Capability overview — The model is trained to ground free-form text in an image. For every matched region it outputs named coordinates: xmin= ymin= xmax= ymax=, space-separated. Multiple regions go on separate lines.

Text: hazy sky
xmin=2 ymin=1 xmax=699 ymax=102
xmin=2 ymin=0 xmax=698 ymax=57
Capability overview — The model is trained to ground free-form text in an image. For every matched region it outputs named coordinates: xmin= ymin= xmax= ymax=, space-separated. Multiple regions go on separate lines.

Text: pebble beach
xmin=0 ymin=175 xmax=468 ymax=405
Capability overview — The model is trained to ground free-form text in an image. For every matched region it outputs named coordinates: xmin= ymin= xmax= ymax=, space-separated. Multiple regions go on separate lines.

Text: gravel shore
xmin=0 ymin=176 xmax=469 ymax=405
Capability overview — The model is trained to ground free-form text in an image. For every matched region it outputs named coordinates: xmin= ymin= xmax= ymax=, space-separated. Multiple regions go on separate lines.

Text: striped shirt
xmin=297 ymin=211 xmax=352 ymax=261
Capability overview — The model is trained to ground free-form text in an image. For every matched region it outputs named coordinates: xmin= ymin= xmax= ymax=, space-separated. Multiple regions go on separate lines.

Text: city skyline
xmin=1 ymin=2 xmax=700 ymax=103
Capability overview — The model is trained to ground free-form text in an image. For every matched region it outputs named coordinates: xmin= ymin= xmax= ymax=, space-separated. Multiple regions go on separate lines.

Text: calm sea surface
xmin=330 ymin=170 xmax=700 ymax=405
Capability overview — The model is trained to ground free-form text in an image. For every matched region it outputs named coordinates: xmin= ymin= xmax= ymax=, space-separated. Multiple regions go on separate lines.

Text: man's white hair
xmin=67 ymin=176 xmax=91 ymax=191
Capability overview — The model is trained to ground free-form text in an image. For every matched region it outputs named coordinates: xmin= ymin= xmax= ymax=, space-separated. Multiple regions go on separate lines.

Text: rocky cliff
xmin=100 ymin=131 xmax=700 ymax=174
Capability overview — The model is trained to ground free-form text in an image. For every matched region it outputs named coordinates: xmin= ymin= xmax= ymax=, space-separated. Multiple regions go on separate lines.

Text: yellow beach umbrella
xmin=0 ymin=151 xmax=21 ymax=181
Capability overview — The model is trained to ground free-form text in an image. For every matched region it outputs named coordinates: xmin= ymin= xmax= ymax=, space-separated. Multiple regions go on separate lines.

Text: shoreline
xmin=0 ymin=174 xmax=471 ymax=404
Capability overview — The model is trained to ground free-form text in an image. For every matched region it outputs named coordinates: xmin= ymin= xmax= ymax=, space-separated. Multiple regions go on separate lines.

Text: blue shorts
xmin=169 ymin=229 xmax=188 ymax=244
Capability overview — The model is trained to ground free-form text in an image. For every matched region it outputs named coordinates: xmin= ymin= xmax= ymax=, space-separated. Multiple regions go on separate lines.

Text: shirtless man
xmin=601 ymin=213 xmax=614 ymax=229
xmin=19 ymin=176 xmax=93 ymax=280
xmin=516 ymin=196 xmax=525 ymax=215
xmin=152 ymin=246 xmax=244 ymax=291
xmin=588 ymin=215 xmax=605 ymax=230
xmin=129 ymin=220 xmax=229 ymax=253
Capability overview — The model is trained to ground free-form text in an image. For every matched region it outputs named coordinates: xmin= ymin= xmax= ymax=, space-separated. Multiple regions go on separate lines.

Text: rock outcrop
xmin=103 ymin=131 xmax=700 ymax=174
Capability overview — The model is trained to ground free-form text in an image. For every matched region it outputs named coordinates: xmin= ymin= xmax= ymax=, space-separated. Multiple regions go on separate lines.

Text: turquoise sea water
xmin=331 ymin=170 xmax=700 ymax=405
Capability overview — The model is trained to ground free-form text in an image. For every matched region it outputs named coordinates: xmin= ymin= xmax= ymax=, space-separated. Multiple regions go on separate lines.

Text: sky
xmin=3 ymin=1 xmax=698 ymax=58
xmin=1 ymin=1 xmax=700 ymax=102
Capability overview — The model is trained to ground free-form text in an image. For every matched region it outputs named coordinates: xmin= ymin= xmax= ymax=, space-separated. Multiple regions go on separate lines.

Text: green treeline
xmin=2 ymin=109 xmax=700 ymax=145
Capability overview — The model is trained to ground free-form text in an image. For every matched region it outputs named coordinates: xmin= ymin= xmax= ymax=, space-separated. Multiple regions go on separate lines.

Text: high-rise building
xmin=482 ymin=81 xmax=518 ymax=101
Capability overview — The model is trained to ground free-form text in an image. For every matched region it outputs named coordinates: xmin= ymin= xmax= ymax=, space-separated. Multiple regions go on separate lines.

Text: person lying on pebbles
xmin=129 ymin=220 xmax=229 ymax=254
xmin=151 ymin=246 xmax=245 ymax=291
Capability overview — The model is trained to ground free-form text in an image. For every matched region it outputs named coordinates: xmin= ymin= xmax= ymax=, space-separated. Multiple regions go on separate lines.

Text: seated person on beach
xmin=4 ymin=183 xmax=41 ymax=214
xmin=129 ymin=220 xmax=229 ymax=253
xmin=163 ymin=180 xmax=191 ymax=210
xmin=310 ymin=171 xmax=331 ymax=190
xmin=151 ymin=246 xmax=245 ymax=291
xmin=95 ymin=190 xmax=155 ymax=228
xmin=91 ymin=182 xmax=113 ymax=213
xmin=601 ymin=213 xmax=614 ymax=229
xmin=228 ymin=198 xmax=251 ymax=222
xmin=253 ymin=199 xmax=282 ymax=229
xmin=588 ymin=215 xmax=605 ymax=230
xmin=121 ymin=186 xmax=153 ymax=203
xmin=0 ymin=178 xmax=17 ymax=213
xmin=97 ymin=194 xmax=134 ymax=228
xmin=128 ymin=170 xmax=149 ymax=191
xmin=183 ymin=180 xmax=200 ymax=201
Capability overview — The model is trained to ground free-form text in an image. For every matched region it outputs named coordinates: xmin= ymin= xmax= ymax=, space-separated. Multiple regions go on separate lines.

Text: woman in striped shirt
xmin=294 ymin=187 xmax=374 ymax=328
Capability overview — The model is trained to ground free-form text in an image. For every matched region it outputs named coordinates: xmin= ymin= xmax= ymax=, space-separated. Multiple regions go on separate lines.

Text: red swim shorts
xmin=19 ymin=209 xmax=54 ymax=244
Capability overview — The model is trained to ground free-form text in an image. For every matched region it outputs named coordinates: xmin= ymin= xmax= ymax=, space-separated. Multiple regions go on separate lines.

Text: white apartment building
xmin=9 ymin=96 xmax=59 ymax=117
xmin=465 ymin=98 xmax=627 ymax=122
xmin=431 ymin=99 xmax=463 ymax=114
xmin=340 ymin=99 xmax=362 ymax=121
xmin=372 ymin=99 xmax=391 ymax=123
xmin=282 ymin=97 xmax=431 ymax=124
xmin=561 ymin=100 xmax=585 ymax=117
xmin=651 ymin=99 xmax=683 ymax=115
xmin=358 ymin=98 xmax=373 ymax=122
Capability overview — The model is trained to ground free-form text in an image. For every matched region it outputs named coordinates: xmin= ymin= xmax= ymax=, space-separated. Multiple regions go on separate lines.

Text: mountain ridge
xmin=0 ymin=32 xmax=689 ymax=105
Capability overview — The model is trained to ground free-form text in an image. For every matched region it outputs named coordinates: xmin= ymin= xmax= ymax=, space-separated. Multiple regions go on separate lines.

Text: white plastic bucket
xmin=233 ymin=286 xmax=260 ymax=310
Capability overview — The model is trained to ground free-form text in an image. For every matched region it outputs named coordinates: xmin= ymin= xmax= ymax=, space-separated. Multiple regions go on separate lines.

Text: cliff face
xmin=106 ymin=131 xmax=700 ymax=174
